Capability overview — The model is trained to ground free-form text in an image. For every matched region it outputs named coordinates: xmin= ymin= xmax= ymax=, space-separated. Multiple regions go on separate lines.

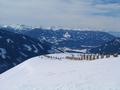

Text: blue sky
xmin=0 ymin=0 xmax=120 ymax=31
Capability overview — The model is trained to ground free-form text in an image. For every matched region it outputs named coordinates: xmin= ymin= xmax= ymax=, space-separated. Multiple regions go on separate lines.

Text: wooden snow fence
xmin=43 ymin=55 xmax=63 ymax=60
xmin=65 ymin=53 xmax=119 ymax=61
xmin=65 ymin=54 xmax=96 ymax=61
xmin=43 ymin=53 xmax=119 ymax=61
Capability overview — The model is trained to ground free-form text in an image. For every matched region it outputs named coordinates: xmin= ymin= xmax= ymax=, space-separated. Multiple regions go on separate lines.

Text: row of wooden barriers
xmin=43 ymin=53 xmax=118 ymax=61
xmin=65 ymin=54 xmax=118 ymax=60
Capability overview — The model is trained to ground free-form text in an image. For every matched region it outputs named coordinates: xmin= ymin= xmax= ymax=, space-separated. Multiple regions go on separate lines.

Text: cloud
xmin=92 ymin=0 xmax=120 ymax=5
xmin=89 ymin=3 xmax=120 ymax=17
xmin=0 ymin=0 xmax=120 ymax=31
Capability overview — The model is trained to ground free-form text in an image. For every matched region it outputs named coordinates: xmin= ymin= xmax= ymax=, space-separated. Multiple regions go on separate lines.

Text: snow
xmin=62 ymin=48 xmax=87 ymax=53
xmin=10 ymin=24 xmax=33 ymax=30
xmin=0 ymin=36 xmax=2 ymax=39
xmin=6 ymin=38 xmax=13 ymax=43
xmin=0 ymin=48 xmax=7 ymax=59
xmin=38 ymin=43 xmax=44 ymax=50
xmin=79 ymin=49 xmax=87 ymax=53
xmin=20 ymin=52 xmax=28 ymax=57
xmin=0 ymin=53 xmax=120 ymax=90
xmin=63 ymin=32 xmax=71 ymax=38
xmin=32 ymin=44 xmax=38 ymax=53
xmin=22 ymin=36 xmax=27 ymax=39
xmin=0 ymin=24 xmax=33 ymax=30
xmin=23 ymin=44 xmax=32 ymax=51
xmin=81 ymin=45 xmax=98 ymax=48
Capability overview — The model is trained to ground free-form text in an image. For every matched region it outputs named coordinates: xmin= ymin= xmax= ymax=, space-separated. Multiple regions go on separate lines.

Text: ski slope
xmin=0 ymin=53 xmax=120 ymax=90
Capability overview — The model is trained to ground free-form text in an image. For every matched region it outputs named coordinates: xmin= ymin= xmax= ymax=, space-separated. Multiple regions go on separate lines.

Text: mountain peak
xmin=0 ymin=24 xmax=33 ymax=30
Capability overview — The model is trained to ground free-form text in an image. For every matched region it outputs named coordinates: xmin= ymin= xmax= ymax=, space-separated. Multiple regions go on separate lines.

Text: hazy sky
xmin=0 ymin=0 xmax=120 ymax=30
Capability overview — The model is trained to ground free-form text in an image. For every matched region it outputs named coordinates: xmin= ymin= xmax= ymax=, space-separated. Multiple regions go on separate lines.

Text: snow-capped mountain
xmin=89 ymin=38 xmax=120 ymax=54
xmin=0 ymin=28 xmax=51 ymax=73
xmin=0 ymin=24 xmax=33 ymax=31
xmin=0 ymin=24 xmax=33 ymax=34
xmin=0 ymin=54 xmax=120 ymax=90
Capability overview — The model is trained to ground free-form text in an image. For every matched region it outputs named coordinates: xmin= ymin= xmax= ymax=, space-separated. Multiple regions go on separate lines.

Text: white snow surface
xmin=6 ymin=38 xmax=13 ymax=43
xmin=63 ymin=32 xmax=71 ymax=38
xmin=0 ymin=48 xmax=7 ymax=59
xmin=0 ymin=53 xmax=120 ymax=90
xmin=23 ymin=44 xmax=32 ymax=51
xmin=32 ymin=44 xmax=38 ymax=53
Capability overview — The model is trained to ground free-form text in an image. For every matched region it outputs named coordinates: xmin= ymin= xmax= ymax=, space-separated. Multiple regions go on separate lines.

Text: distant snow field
xmin=0 ymin=53 xmax=120 ymax=90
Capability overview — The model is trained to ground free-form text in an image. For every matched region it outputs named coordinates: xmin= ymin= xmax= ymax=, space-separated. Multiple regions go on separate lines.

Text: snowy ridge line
xmin=0 ymin=24 xmax=104 ymax=31
xmin=0 ymin=53 xmax=120 ymax=90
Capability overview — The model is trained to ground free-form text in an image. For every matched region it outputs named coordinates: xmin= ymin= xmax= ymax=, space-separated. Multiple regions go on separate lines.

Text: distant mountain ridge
xmin=0 ymin=24 xmax=116 ymax=50
xmin=1 ymin=24 xmax=119 ymax=54
xmin=89 ymin=38 xmax=120 ymax=54
xmin=22 ymin=28 xmax=115 ymax=50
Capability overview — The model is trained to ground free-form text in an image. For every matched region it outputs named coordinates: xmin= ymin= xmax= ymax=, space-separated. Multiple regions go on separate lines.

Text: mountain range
xmin=0 ymin=25 xmax=120 ymax=73
xmin=0 ymin=28 xmax=51 ymax=73
xmin=0 ymin=25 xmax=116 ymax=50
xmin=89 ymin=38 xmax=120 ymax=54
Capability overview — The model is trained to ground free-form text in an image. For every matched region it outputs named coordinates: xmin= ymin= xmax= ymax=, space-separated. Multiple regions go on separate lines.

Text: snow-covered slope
xmin=0 ymin=53 xmax=120 ymax=90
